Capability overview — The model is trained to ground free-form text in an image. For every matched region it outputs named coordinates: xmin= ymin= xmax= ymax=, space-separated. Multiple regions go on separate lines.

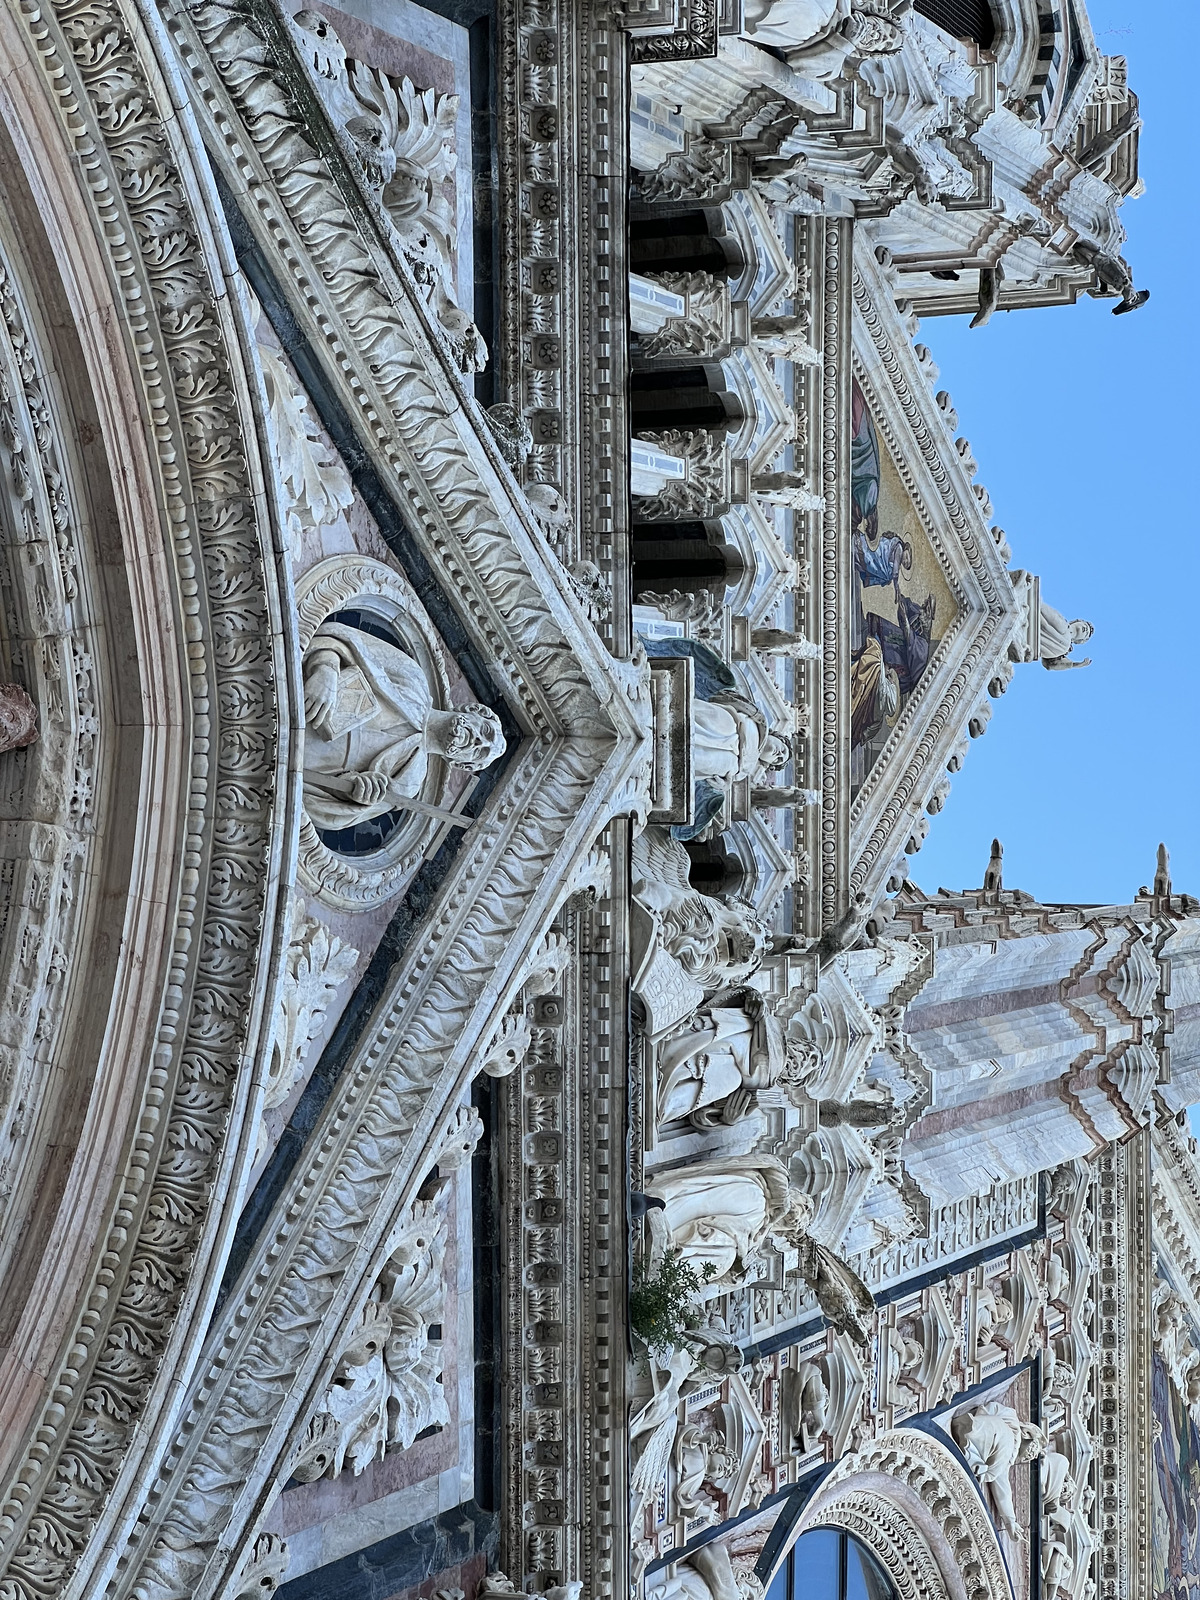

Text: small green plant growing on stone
xmin=629 ymin=1248 xmax=717 ymax=1354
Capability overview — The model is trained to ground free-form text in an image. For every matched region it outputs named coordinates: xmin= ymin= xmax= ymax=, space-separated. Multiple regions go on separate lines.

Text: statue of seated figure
xmin=655 ymin=990 xmax=813 ymax=1127
xmin=302 ymin=620 xmax=504 ymax=831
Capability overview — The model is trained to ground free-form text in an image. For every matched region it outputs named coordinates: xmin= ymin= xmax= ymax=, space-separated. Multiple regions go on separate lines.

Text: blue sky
xmin=906 ymin=0 xmax=1199 ymax=909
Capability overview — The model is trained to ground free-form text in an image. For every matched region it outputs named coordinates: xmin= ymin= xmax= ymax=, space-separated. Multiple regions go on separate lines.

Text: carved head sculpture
xmin=0 ymin=685 xmax=38 ymax=754
xmin=1069 ymin=619 xmax=1094 ymax=645
xmin=345 ymin=114 xmax=397 ymax=190
xmin=772 ymin=1189 xmax=817 ymax=1249
xmin=757 ymin=731 xmax=791 ymax=771
xmin=440 ymin=705 xmax=506 ymax=770
xmin=843 ymin=8 xmax=904 ymax=54
xmin=384 ymin=1306 xmax=429 ymax=1376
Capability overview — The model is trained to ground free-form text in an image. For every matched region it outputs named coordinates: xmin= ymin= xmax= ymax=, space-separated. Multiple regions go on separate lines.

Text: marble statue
xmin=630 ymin=1345 xmax=698 ymax=1516
xmin=292 ymin=1196 xmax=450 ymax=1480
xmin=975 ymin=1284 xmax=1014 ymax=1351
xmin=656 ymin=992 xmax=813 ymax=1126
xmin=674 ymin=1421 xmax=738 ymax=1517
xmin=692 ymin=697 xmax=789 ymax=785
xmin=951 ymin=1401 xmax=1046 ymax=1538
xmin=740 ymin=0 xmax=902 ymax=65
xmin=632 ymin=827 xmax=770 ymax=1024
xmin=0 ymin=684 xmax=38 ymax=753
xmin=302 ymin=622 xmax=504 ymax=829
xmin=645 ymin=1157 xmax=814 ymax=1287
xmin=1038 ymin=601 xmax=1093 ymax=670
xmin=647 ymin=1544 xmax=763 ymax=1600
xmin=780 ymin=1360 xmax=829 ymax=1453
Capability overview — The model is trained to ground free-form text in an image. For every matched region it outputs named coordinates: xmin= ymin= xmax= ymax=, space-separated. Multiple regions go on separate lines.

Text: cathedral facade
xmin=0 ymin=2 xmax=1190 ymax=1600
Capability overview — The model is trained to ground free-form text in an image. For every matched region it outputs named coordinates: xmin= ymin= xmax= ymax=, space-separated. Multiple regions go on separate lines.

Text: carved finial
xmin=983 ymin=838 xmax=1003 ymax=894
xmin=1154 ymin=843 xmax=1172 ymax=899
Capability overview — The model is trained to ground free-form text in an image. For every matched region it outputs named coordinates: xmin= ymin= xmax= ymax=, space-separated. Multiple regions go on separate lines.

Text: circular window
xmin=767 ymin=1528 xmax=896 ymax=1600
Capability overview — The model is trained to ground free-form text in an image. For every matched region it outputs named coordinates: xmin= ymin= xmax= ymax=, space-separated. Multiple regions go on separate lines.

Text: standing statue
xmin=630 ymin=1344 xmax=698 ymax=1516
xmin=692 ymin=695 xmax=790 ymax=785
xmin=1037 ymin=602 xmax=1093 ymax=671
xmin=951 ymin=1401 xmax=1046 ymax=1538
xmin=302 ymin=622 xmax=504 ymax=829
xmin=645 ymin=1156 xmax=814 ymax=1287
xmin=631 ymin=827 xmax=770 ymax=1031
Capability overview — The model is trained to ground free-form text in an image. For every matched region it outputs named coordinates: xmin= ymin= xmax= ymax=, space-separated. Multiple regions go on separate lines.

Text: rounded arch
xmin=763 ymin=1431 xmax=1013 ymax=1600
xmin=0 ymin=1 xmax=291 ymax=1593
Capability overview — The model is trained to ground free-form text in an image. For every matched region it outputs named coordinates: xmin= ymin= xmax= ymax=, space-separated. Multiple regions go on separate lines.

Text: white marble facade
xmin=0 ymin=3 xmax=1179 ymax=1600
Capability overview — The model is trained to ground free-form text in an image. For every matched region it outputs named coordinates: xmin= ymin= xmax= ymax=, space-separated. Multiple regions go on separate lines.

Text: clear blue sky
xmin=907 ymin=0 xmax=1199 ymax=909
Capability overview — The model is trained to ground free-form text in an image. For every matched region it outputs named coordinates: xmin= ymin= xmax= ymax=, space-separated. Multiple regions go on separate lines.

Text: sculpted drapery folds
xmin=301 ymin=621 xmax=505 ymax=830
xmin=644 ymin=1156 xmax=815 ymax=1287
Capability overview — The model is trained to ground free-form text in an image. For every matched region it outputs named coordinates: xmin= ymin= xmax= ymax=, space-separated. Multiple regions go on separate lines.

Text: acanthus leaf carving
xmin=290 ymin=1188 xmax=452 ymax=1482
xmin=259 ymin=344 xmax=354 ymax=561
xmin=263 ymin=900 xmax=359 ymax=1117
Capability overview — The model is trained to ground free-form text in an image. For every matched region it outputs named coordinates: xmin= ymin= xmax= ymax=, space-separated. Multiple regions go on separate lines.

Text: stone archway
xmin=770 ymin=1429 xmax=1013 ymax=1600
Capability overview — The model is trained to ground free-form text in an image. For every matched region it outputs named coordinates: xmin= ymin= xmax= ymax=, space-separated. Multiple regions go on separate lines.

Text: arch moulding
xmin=770 ymin=1429 xmax=1014 ymax=1600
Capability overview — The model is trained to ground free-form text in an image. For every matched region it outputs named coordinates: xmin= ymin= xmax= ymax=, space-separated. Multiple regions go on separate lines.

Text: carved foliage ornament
xmin=181 ymin=0 xmax=614 ymax=745
xmin=291 ymin=1188 xmax=453 ymax=1481
xmin=0 ymin=0 xmax=281 ymax=1595
xmin=70 ymin=4 xmax=645 ymax=1598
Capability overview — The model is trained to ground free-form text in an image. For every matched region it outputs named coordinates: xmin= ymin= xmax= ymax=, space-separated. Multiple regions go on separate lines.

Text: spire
xmin=1154 ymin=842 xmax=1172 ymax=900
xmin=983 ymin=838 xmax=1004 ymax=894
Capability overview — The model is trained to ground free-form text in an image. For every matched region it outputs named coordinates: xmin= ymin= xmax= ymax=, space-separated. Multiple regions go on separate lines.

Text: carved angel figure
xmin=630 ymin=1344 xmax=697 ymax=1516
xmin=292 ymin=1195 xmax=451 ymax=1480
xmin=632 ymin=826 xmax=770 ymax=1035
xmin=951 ymin=1401 xmax=1046 ymax=1539
xmin=645 ymin=1156 xmax=814 ymax=1288
xmin=302 ymin=622 xmax=504 ymax=830
xmin=975 ymin=1284 xmax=1014 ymax=1352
